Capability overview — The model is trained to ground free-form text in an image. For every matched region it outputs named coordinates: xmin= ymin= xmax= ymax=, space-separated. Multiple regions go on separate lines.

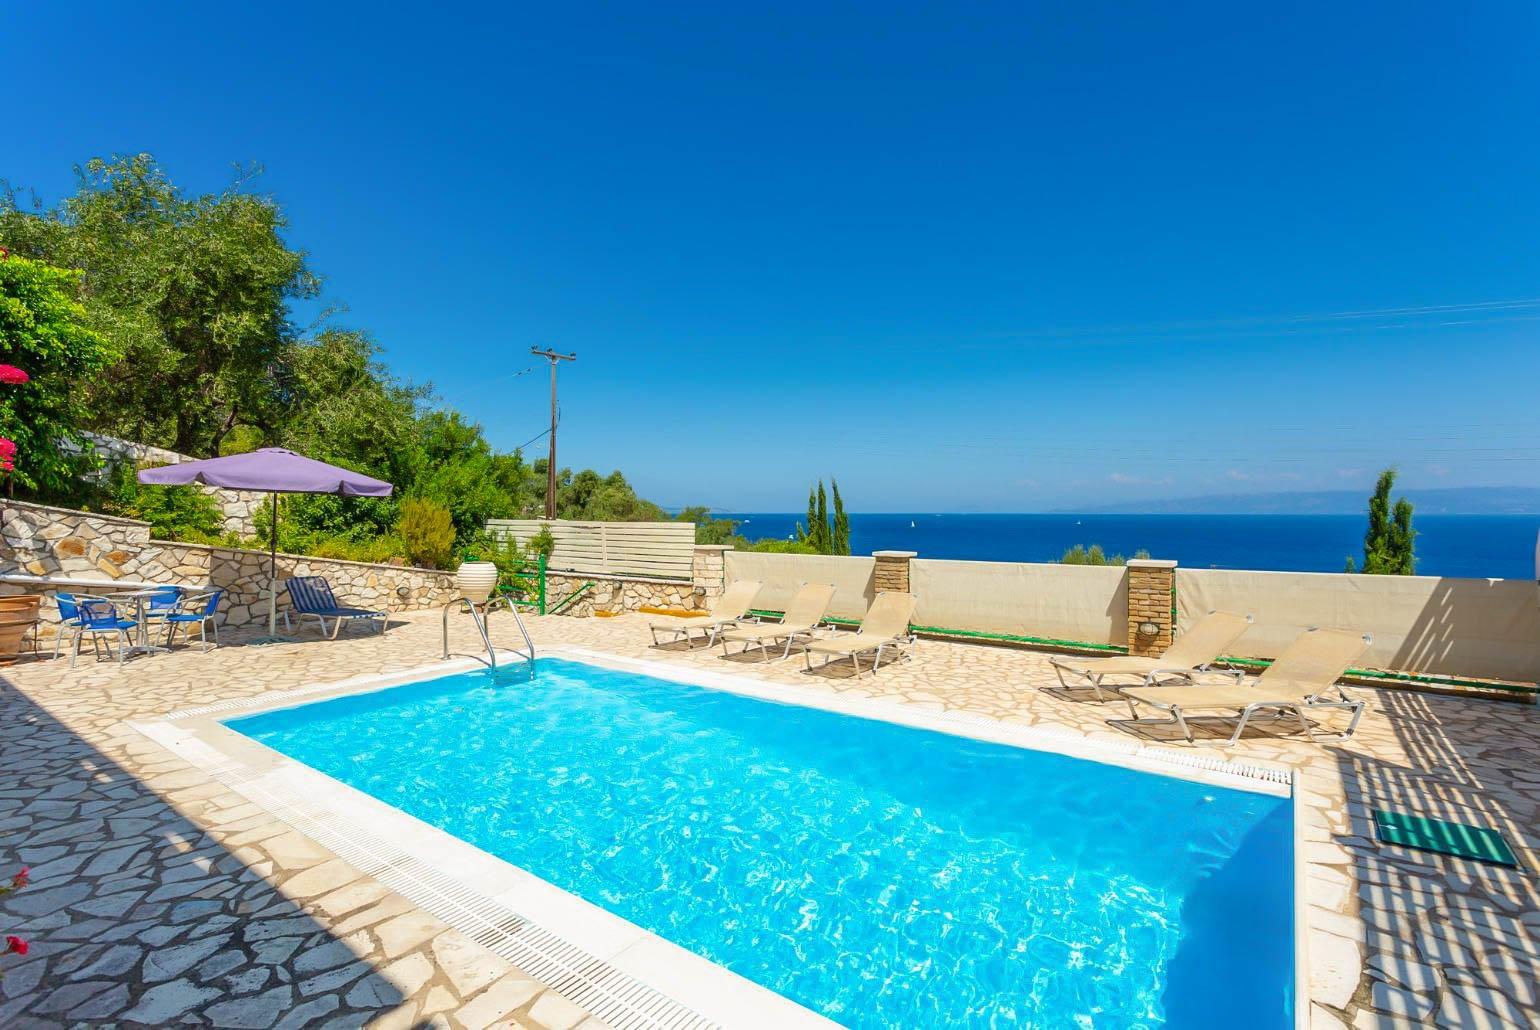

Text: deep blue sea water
xmin=230 ymin=658 xmax=1294 ymax=1028
xmin=724 ymin=513 xmax=1539 ymax=579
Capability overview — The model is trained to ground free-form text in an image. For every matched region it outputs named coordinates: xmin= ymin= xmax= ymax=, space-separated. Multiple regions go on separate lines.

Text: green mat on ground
xmin=1373 ymin=809 xmax=1518 ymax=867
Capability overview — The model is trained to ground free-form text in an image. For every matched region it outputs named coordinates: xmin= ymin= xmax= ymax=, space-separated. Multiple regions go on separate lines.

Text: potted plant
xmin=0 ymin=354 xmax=42 ymax=658
xmin=0 ymin=594 xmax=41 ymax=664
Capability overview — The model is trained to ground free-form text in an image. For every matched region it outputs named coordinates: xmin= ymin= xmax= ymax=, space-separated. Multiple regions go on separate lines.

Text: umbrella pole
xmin=268 ymin=491 xmax=278 ymax=637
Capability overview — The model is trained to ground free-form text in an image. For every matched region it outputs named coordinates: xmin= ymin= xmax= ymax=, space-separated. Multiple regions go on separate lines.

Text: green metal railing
xmin=502 ymin=554 xmax=548 ymax=614
xmin=547 ymin=580 xmax=598 ymax=616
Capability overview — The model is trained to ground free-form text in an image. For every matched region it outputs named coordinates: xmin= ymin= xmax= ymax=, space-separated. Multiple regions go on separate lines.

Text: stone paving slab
xmin=0 ymin=608 xmax=1535 ymax=1028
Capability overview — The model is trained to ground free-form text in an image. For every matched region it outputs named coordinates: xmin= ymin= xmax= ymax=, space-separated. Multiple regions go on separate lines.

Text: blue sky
xmin=5 ymin=2 xmax=1539 ymax=511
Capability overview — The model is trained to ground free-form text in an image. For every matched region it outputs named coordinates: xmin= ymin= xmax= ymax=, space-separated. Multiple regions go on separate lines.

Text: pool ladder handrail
xmin=441 ymin=593 xmax=535 ymax=669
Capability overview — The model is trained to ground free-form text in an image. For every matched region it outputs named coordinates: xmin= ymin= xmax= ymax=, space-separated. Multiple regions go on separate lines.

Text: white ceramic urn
xmin=455 ymin=561 xmax=499 ymax=604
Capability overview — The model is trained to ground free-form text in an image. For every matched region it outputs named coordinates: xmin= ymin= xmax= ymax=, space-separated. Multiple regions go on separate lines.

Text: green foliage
xmin=462 ymin=529 xmax=542 ymax=592
xmin=1 ymin=155 xmax=319 ymax=456
xmin=795 ymin=479 xmax=850 ymax=555
xmin=742 ymin=537 xmax=819 ymax=554
xmin=528 ymin=525 xmax=556 ymax=559
xmin=308 ymin=534 xmax=407 ymax=564
xmin=831 ymin=481 xmax=850 ymax=556
xmin=1351 ymin=467 xmax=1416 ymax=575
xmin=674 ymin=506 xmax=739 ymax=545
xmin=101 ymin=460 xmax=223 ymax=541
xmin=411 ymin=412 xmax=533 ymax=541
xmin=546 ymin=465 xmax=664 ymax=521
xmin=281 ymin=328 xmax=427 ymax=486
xmin=0 ymin=252 xmax=117 ymax=493
xmin=396 ymin=497 xmax=456 ymax=569
xmin=1059 ymin=544 xmax=1150 ymax=566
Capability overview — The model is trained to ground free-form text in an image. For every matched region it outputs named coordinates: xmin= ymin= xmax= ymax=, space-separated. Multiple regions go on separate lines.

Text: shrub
xmin=1059 ymin=544 xmax=1150 ymax=566
xmin=397 ymin=497 xmax=456 ymax=569
xmin=462 ymin=529 xmax=534 ymax=590
xmin=743 ymin=537 xmax=819 ymax=554
xmin=528 ymin=525 xmax=556 ymax=560
xmin=309 ymin=534 xmax=407 ymax=564
xmin=102 ymin=461 xmax=223 ymax=541
xmin=0 ymin=253 xmax=117 ymax=495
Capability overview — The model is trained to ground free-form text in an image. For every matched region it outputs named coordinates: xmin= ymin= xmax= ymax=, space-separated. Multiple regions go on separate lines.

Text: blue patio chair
xmin=282 ymin=576 xmax=387 ymax=638
xmin=140 ymin=586 xmax=184 ymax=627
xmin=161 ymin=590 xmax=224 ymax=651
xmin=70 ymin=597 xmax=138 ymax=668
xmin=52 ymin=591 xmax=86 ymax=659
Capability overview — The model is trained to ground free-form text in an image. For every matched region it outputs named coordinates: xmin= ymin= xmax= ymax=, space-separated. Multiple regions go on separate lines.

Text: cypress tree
xmin=814 ymin=482 xmax=830 ymax=553
xmin=797 ymin=485 xmax=818 ymax=548
xmin=1352 ymin=467 xmax=1417 ymax=574
xmin=831 ymin=480 xmax=850 ymax=556
xmin=793 ymin=478 xmax=852 ymax=555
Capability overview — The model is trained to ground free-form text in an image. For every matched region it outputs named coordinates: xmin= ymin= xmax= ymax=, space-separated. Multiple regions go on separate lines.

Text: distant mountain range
xmin=1067 ymin=487 xmax=1540 ymax=515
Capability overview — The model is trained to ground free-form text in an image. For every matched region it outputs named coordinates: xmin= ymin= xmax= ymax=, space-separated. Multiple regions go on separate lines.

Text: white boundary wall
xmin=912 ymin=559 xmax=1128 ymax=644
xmin=723 ymin=552 xmax=875 ymax=620
xmin=487 ymin=519 xmax=695 ymax=581
xmin=718 ymin=549 xmax=1540 ymax=683
xmin=1177 ymin=569 xmax=1540 ymax=682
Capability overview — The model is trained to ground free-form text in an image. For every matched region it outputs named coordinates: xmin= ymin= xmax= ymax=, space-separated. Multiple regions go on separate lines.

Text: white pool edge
xmin=129 ymin=646 xmax=1300 ymax=1029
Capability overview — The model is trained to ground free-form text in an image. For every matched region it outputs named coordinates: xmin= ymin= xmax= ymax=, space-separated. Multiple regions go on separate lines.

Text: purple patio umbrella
xmin=139 ymin=448 xmax=393 ymax=639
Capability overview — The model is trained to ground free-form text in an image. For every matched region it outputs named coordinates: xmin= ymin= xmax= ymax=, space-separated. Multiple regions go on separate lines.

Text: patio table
xmin=108 ymin=588 xmax=174 ymax=659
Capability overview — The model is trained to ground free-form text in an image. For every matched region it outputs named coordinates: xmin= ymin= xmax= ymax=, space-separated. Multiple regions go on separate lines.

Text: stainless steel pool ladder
xmin=441 ymin=594 xmax=535 ymax=670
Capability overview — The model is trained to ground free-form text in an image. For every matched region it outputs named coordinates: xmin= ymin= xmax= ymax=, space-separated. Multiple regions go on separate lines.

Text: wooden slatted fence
xmin=485 ymin=519 xmax=696 ymax=581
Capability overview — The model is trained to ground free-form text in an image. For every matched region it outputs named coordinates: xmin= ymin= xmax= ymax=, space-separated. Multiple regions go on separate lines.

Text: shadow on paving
xmin=0 ymin=673 xmax=418 ymax=1029
xmin=1327 ymin=687 xmax=1539 ymax=1026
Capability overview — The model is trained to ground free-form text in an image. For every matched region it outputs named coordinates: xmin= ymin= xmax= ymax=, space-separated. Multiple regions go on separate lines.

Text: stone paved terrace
xmin=0 ymin=609 xmax=1536 ymax=1028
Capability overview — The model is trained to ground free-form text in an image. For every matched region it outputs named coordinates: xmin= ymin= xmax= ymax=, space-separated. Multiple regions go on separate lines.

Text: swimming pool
xmin=226 ymin=656 xmax=1294 ymax=1028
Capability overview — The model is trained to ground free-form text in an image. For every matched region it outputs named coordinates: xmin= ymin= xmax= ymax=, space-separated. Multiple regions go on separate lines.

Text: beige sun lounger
xmin=648 ymin=580 xmax=762 ymax=648
xmin=1120 ymin=627 xmax=1373 ymax=746
xmin=803 ymin=592 xmax=918 ymax=676
xmin=719 ymin=582 xmax=837 ymax=659
xmin=1049 ymin=610 xmax=1253 ymax=700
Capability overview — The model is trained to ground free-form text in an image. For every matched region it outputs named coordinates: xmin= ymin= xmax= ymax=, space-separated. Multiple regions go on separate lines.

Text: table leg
xmin=126 ymin=594 xmax=171 ymax=658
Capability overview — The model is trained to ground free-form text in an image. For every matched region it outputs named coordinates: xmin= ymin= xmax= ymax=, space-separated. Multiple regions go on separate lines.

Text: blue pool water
xmin=228 ymin=659 xmax=1294 ymax=1028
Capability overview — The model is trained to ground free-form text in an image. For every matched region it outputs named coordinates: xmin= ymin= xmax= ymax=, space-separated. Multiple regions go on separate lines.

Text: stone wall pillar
xmin=691 ymin=545 xmax=732 ymax=606
xmin=1126 ymin=558 xmax=1177 ymax=656
xmin=873 ymin=550 xmax=917 ymax=594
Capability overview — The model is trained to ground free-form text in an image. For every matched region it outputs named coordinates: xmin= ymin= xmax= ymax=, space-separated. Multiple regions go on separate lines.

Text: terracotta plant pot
xmin=454 ymin=561 xmax=500 ymax=604
xmin=0 ymin=594 xmax=43 ymax=664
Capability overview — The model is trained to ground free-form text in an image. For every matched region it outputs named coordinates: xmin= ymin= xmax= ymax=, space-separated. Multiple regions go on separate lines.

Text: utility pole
xmin=531 ymin=347 xmax=576 ymax=519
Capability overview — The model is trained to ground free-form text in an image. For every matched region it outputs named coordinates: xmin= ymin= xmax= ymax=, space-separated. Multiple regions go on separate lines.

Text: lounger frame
xmin=649 ymin=617 xmax=741 ymax=649
xmin=803 ymin=632 xmax=918 ymax=677
xmin=1123 ymin=685 xmax=1368 ymax=747
xmin=1050 ymin=660 xmax=1242 ymax=701
xmin=720 ymin=619 xmax=828 ymax=660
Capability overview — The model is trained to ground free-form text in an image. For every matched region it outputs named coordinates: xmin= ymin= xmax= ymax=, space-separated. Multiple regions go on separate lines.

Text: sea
xmin=721 ymin=513 xmax=1540 ymax=581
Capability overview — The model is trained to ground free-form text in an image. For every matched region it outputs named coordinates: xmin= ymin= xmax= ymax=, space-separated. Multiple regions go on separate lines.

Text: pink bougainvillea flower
xmin=0 ymin=365 xmax=28 ymax=385
xmin=0 ymin=438 xmax=15 ymax=472
xmin=10 ymin=867 xmax=28 ymax=889
xmin=5 ymin=936 xmax=26 ymax=956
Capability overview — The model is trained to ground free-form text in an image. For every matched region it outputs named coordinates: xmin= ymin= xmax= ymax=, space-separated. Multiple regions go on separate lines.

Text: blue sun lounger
xmin=282 ymin=576 xmax=387 ymax=638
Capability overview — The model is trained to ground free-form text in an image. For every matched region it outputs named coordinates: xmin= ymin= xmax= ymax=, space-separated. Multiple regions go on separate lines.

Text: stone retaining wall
xmin=1 ymin=500 xmax=454 ymax=638
xmin=3 ymin=500 xmax=739 ymax=643
xmin=542 ymin=571 xmax=702 ymax=617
